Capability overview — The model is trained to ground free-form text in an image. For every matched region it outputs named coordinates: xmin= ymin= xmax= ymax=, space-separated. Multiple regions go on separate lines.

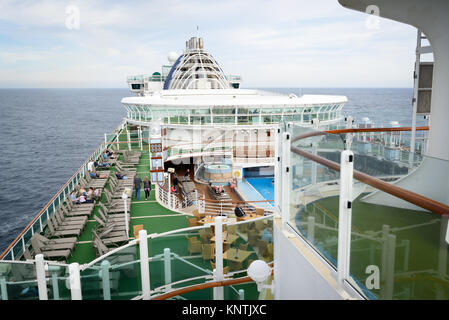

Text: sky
xmin=0 ymin=0 xmax=426 ymax=88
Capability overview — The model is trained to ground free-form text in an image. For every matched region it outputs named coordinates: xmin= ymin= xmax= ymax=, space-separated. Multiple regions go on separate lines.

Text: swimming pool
xmin=245 ymin=177 xmax=275 ymax=205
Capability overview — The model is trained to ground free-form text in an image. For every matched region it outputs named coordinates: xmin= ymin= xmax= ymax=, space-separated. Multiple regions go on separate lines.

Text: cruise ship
xmin=0 ymin=0 xmax=448 ymax=301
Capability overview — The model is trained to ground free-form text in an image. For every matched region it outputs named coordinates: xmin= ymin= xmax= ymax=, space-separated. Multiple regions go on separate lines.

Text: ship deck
xmin=62 ymin=135 xmax=263 ymax=299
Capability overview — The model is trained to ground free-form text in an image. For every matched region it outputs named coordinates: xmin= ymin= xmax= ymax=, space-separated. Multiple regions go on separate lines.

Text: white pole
xmin=384 ymin=234 xmax=396 ymax=299
xmin=164 ymin=248 xmax=172 ymax=291
xmin=48 ymin=265 xmax=60 ymax=300
xmin=214 ymin=216 xmax=224 ymax=300
xmin=139 ymin=229 xmax=151 ymax=300
xmin=168 ymin=173 xmax=172 ymax=209
xmin=140 ymin=126 xmax=143 ymax=151
xmin=281 ymin=131 xmax=291 ymax=224
xmin=274 ymin=126 xmax=281 ymax=210
xmin=68 ymin=262 xmax=82 ymax=300
xmin=409 ymin=29 xmax=421 ymax=168
xmin=0 ymin=275 xmax=7 ymax=300
xmin=35 ymin=254 xmax=48 ymax=300
xmin=238 ymin=289 xmax=245 ymax=300
xmin=337 ymin=150 xmax=354 ymax=285
xmin=101 ymin=260 xmax=111 ymax=300
xmin=307 ymin=216 xmax=315 ymax=242
xmin=104 ymin=133 xmax=107 ymax=144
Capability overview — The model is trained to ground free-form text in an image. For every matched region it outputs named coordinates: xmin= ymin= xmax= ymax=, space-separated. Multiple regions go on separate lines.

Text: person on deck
xmin=115 ymin=172 xmax=127 ymax=180
xmin=173 ymin=174 xmax=179 ymax=192
xmin=184 ymin=169 xmax=190 ymax=182
xmin=134 ymin=175 xmax=142 ymax=200
xmin=234 ymin=203 xmax=246 ymax=218
xmin=143 ymin=176 xmax=152 ymax=200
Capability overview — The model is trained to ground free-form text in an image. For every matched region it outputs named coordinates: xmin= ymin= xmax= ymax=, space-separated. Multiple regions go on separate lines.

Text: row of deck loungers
xmin=23 ymin=154 xmax=118 ymax=262
xmin=92 ymin=150 xmax=141 ymax=257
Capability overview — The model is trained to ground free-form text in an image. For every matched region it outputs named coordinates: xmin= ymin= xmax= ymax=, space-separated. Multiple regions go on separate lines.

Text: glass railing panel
xmin=46 ymin=262 xmax=71 ymax=300
xmin=226 ymin=217 xmax=273 ymax=275
xmin=80 ymin=244 xmax=140 ymax=300
xmin=349 ymin=154 xmax=449 ymax=300
xmin=149 ymin=227 xmax=213 ymax=295
xmin=0 ymin=261 xmax=38 ymax=300
xmin=288 ymin=125 xmax=345 ymax=269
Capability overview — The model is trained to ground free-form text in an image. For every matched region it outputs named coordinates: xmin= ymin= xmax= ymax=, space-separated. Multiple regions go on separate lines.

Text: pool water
xmin=245 ymin=177 xmax=275 ymax=205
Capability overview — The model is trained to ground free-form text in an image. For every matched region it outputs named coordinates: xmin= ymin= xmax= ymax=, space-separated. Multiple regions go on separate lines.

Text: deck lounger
xmin=51 ymin=215 xmax=83 ymax=233
xmin=98 ymin=208 xmax=127 ymax=224
xmin=61 ymin=204 xmax=92 ymax=217
xmin=31 ymin=234 xmax=75 ymax=251
xmin=93 ymin=230 xmax=127 ymax=246
xmin=30 ymin=238 xmax=71 ymax=261
xmin=55 ymin=208 xmax=87 ymax=229
xmin=81 ymin=177 xmax=107 ymax=189
xmin=46 ymin=218 xmax=82 ymax=238
xmin=57 ymin=208 xmax=88 ymax=224
xmin=115 ymin=162 xmax=138 ymax=171
xmin=33 ymin=233 xmax=77 ymax=246
xmin=66 ymin=198 xmax=95 ymax=211
xmin=94 ymin=215 xmax=126 ymax=232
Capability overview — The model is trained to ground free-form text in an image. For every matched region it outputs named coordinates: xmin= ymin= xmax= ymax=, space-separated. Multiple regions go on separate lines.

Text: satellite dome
xmin=167 ymin=52 xmax=178 ymax=64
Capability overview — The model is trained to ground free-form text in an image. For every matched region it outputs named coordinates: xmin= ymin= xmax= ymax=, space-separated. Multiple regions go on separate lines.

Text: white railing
xmin=0 ymin=120 xmax=127 ymax=261
xmin=0 ymin=214 xmax=274 ymax=300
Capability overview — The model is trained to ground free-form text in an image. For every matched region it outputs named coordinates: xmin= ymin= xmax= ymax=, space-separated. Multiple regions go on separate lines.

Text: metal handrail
xmin=291 ymin=146 xmax=449 ymax=216
xmin=0 ymin=120 xmax=126 ymax=260
xmin=292 ymin=126 xmax=429 ymax=143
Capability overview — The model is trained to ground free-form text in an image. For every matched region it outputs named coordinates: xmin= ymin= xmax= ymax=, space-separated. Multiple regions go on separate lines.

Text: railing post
xmin=127 ymin=128 xmax=131 ymax=151
xmin=274 ymin=127 xmax=281 ymax=210
xmin=345 ymin=116 xmax=353 ymax=150
xmin=383 ymin=234 xmax=396 ymax=299
xmin=139 ymin=229 xmax=151 ymax=300
xmin=238 ymin=289 xmax=245 ymax=300
xmin=100 ymin=260 xmax=111 ymax=300
xmin=214 ymin=216 xmax=224 ymax=300
xmin=281 ymin=132 xmax=291 ymax=224
xmin=307 ymin=216 xmax=315 ymax=242
xmin=68 ymin=262 xmax=82 ymax=300
xmin=164 ymin=248 xmax=172 ymax=291
xmin=337 ymin=150 xmax=354 ymax=285
xmin=48 ymin=265 xmax=60 ymax=300
xmin=0 ymin=272 xmax=8 ymax=300
xmin=35 ymin=254 xmax=48 ymax=300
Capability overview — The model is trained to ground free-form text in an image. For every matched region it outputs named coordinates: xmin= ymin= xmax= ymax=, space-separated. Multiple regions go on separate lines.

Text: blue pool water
xmin=245 ymin=177 xmax=275 ymax=205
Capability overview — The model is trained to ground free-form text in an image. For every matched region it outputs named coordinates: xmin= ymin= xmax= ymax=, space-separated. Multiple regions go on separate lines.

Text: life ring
xmin=233 ymin=170 xmax=241 ymax=177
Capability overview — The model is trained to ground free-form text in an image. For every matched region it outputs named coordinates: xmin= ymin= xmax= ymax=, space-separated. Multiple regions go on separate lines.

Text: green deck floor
xmin=65 ymin=137 xmax=259 ymax=300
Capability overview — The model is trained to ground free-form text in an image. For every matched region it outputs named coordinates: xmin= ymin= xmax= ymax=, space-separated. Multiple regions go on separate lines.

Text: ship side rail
xmin=0 ymin=120 xmax=128 ymax=262
xmin=280 ymin=123 xmax=449 ymax=300
xmin=0 ymin=215 xmax=274 ymax=300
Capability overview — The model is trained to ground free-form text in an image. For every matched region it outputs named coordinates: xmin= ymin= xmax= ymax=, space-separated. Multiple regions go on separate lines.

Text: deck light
xmin=247 ymin=260 xmax=273 ymax=293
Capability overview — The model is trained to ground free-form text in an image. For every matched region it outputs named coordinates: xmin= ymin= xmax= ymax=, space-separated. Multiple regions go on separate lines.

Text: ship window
xmin=263 ymin=115 xmax=272 ymax=124
xmin=238 ymin=116 xmax=249 ymax=124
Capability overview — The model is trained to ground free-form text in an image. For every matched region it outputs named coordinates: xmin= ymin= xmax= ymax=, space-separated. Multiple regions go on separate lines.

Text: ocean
xmin=0 ymin=87 xmax=423 ymax=253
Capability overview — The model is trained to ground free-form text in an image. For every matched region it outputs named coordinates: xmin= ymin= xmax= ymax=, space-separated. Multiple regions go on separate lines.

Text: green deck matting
xmin=64 ymin=135 xmax=260 ymax=300
xmin=297 ymin=194 xmax=449 ymax=300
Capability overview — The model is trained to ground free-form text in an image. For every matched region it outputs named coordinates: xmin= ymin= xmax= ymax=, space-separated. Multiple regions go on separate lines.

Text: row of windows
xmin=125 ymin=111 xmax=341 ymax=125
xmin=124 ymin=104 xmax=343 ymax=116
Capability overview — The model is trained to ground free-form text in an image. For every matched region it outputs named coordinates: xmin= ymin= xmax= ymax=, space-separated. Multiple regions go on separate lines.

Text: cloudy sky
xmin=0 ymin=0 xmax=425 ymax=88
